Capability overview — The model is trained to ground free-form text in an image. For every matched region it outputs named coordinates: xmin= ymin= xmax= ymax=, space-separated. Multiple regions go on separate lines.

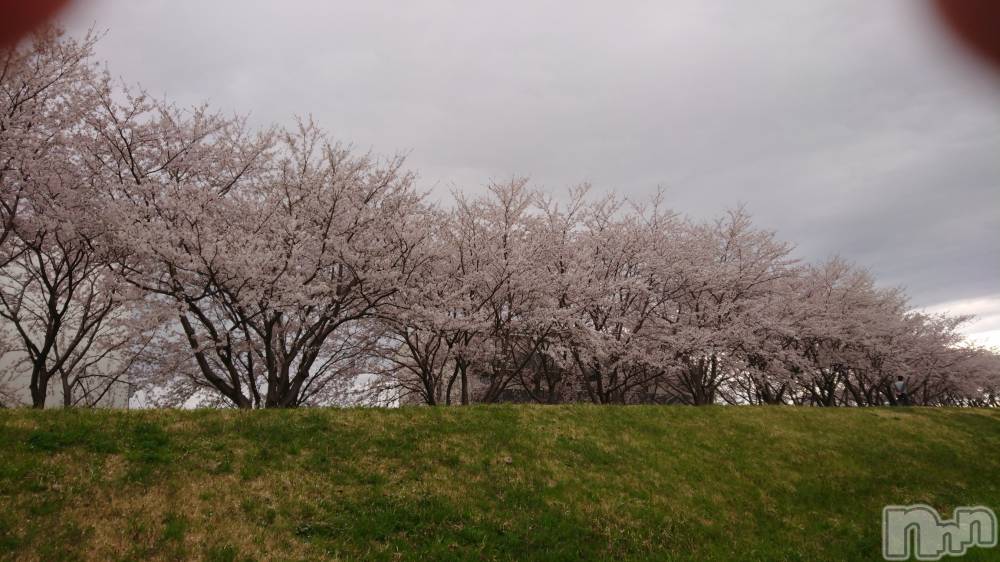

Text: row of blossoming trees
xmin=2 ymin=29 xmax=998 ymax=409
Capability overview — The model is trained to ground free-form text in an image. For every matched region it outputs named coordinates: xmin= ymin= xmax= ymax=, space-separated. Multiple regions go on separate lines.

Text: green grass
xmin=0 ymin=406 xmax=998 ymax=561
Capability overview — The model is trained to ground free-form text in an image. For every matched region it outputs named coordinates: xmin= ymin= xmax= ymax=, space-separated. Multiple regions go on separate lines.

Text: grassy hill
xmin=1 ymin=406 xmax=998 ymax=561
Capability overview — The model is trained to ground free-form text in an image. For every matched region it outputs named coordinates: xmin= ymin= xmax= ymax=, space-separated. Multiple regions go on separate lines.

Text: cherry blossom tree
xmin=91 ymin=95 xmax=427 ymax=408
xmin=452 ymin=179 xmax=555 ymax=403
xmin=1 ymin=27 xmax=99 ymax=267
xmin=378 ymin=179 xmax=552 ymax=405
xmin=0 ymin=26 xmax=149 ymax=408
xmin=658 ymin=208 xmax=797 ymax=405
xmin=370 ymin=207 xmax=467 ymax=406
xmin=554 ymin=192 xmax=679 ymax=403
xmin=4 ymin=27 xmax=997 ymax=410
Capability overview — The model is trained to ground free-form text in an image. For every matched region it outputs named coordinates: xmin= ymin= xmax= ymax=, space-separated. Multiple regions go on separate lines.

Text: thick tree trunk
xmin=62 ymin=375 xmax=73 ymax=407
xmin=29 ymin=364 xmax=48 ymax=409
xmin=30 ymin=388 xmax=46 ymax=409
xmin=459 ymin=362 xmax=469 ymax=405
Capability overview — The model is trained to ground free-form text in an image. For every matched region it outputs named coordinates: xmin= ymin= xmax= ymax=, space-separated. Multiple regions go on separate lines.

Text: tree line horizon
xmin=2 ymin=28 xmax=998 ymax=409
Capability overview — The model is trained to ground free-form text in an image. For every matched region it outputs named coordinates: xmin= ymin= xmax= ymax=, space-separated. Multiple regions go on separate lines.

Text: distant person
xmin=893 ymin=376 xmax=910 ymax=406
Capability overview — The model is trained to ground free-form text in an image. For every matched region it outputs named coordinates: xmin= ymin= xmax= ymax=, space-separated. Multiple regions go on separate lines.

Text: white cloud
xmin=922 ymin=296 xmax=1000 ymax=349
xmin=57 ymin=0 xmax=1000 ymax=311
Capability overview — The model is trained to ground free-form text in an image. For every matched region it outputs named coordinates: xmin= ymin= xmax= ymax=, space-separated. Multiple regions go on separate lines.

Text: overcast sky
xmin=59 ymin=0 xmax=1000 ymax=345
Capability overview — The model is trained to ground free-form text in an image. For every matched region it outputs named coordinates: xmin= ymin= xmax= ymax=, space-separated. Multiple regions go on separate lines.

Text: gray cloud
xmin=60 ymin=0 xmax=999 ymax=308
